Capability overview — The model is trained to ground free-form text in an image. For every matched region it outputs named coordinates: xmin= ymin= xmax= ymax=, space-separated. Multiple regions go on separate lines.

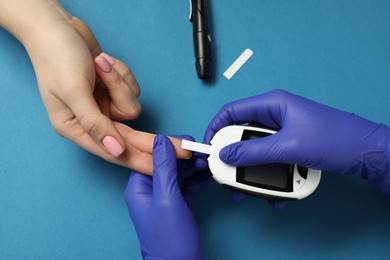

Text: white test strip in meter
xmin=181 ymin=140 xmax=212 ymax=155
xmin=223 ymin=48 xmax=253 ymax=80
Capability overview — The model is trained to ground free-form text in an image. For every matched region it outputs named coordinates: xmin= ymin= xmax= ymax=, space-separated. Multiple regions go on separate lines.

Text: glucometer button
xmin=293 ymin=166 xmax=306 ymax=191
xmin=293 ymin=177 xmax=305 ymax=191
xmin=298 ymin=166 xmax=308 ymax=179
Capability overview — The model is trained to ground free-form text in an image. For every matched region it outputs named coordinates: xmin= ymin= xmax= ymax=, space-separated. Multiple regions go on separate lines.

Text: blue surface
xmin=1 ymin=0 xmax=390 ymax=259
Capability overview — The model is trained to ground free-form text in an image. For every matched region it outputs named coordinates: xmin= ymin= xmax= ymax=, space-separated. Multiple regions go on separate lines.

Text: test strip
xmin=181 ymin=140 xmax=212 ymax=155
xmin=223 ymin=48 xmax=253 ymax=80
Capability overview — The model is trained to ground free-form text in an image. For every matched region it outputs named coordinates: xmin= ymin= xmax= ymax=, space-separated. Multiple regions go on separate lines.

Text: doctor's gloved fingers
xmin=173 ymin=134 xmax=196 ymax=166
xmin=172 ymin=135 xmax=209 ymax=177
xmin=181 ymin=171 xmax=214 ymax=205
xmin=94 ymin=52 xmax=141 ymax=121
xmin=202 ymin=99 xmax=259 ymax=144
xmin=219 ymin=135 xmax=292 ymax=166
xmin=192 ymin=152 xmax=210 ymax=171
xmin=176 ymin=152 xmax=209 ymax=180
xmin=124 ymin=171 xmax=153 ymax=209
xmin=152 ymin=135 xmax=182 ymax=201
xmin=203 ymin=90 xmax=290 ymax=144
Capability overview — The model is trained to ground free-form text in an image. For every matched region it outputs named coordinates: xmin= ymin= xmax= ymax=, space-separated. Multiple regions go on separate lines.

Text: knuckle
xmin=127 ymin=103 xmax=142 ymax=119
xmin=220 ymin=102 xmax=237 ymax=121
xmin=122 ymin=66 xmax=134 ymax=81
xmin=118 ymin=102 xmax=142 ymax=120
xmin=79 ymin=114 xmax=101 ymax=136
xmin=51 ymin=120 xmax=66 ymax=137
xmin=220 ymin=102 xmax=234 ymax=115
xmin=112 ymin=73 xmax=124 ymax=88
xmin=132 ymin=84 xmax=141 ymax=97
xmin=49 ymin=112 xmax=74 ymax=138
xmin=155 ymin=198 xmax=171 ymax=210
xmin=113 ymin=101 xmax=142 ymax=120
xmin=269 ymin=89 xmax=289 ymax=100
xmin=122 ymin=68 xmax=141 ymax=96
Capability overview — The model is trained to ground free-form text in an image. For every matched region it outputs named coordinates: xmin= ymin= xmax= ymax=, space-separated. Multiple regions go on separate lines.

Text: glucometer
xmin=181 ymin=125 xmax=321 ymax=200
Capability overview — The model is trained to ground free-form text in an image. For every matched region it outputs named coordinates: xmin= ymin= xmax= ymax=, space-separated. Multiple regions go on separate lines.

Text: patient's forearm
xmin=0 ymin=0 xmax=71 ymax=44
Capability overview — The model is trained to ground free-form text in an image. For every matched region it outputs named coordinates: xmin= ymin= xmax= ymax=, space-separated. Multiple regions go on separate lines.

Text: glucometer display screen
xmin=236 ymin=129 xmax=294 ymax=192
xmin=241 ymin=164 xmax=290 ymax=189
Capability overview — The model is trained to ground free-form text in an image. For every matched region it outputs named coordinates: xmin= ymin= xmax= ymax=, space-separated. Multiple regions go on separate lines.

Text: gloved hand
xmin=204 ymin=89 xmax=390 ymax=197
xmin=124 ymin=135 xmax=205 ymax=260
xmin=176 ymin=152 xmax=213 ymax=205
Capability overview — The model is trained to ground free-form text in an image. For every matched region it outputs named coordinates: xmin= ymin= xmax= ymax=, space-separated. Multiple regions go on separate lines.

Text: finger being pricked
xmin=94 ymin=52 xmax=141 ymax=121
xmin=114 ymin=122 xmax=193 ymax=175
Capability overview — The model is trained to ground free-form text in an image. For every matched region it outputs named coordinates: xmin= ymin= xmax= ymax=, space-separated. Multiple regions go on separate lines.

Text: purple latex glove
xmin=124 ymin=135 xmax=204 ymax=260
xmin=177 ymin=157 xmax=213 ymax=205
xmin=171 ymin=135 xmax=213 ymax=205
xmin=204 ymin=89 xmax=390 ymax=197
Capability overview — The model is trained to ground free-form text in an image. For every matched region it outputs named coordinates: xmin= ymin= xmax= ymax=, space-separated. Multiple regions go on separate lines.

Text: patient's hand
xmin=0 ymin=0 xmax=141 ymax=161
xmin=0 ymin=0 xmax=189 ymax=175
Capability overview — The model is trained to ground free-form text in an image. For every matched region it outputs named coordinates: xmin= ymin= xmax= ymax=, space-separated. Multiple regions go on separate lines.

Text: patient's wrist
xmin=0 ymin=0 xmax=72 ymax=45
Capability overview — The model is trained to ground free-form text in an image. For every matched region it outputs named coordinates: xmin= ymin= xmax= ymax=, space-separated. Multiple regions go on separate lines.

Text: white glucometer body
xmin=181 ymin=125 xmax=321 ymax=200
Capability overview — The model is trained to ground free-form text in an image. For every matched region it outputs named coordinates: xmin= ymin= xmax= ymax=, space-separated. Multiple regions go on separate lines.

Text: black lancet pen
xmin=189 ymin=0 xmax=212 ymax=80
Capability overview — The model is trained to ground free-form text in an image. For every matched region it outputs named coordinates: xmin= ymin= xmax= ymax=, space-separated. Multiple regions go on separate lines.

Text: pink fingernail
xmin=100 ymin=52 xmax=116 ymax=65
xmin=102 ymin=136 xmax=124 ymax=157
xmin=95 ymin=54 xmax=112 ymax=73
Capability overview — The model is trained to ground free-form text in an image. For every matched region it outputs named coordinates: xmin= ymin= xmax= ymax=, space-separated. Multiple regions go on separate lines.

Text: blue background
xmin=1 ymin=0 xmax=390 ymax=259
